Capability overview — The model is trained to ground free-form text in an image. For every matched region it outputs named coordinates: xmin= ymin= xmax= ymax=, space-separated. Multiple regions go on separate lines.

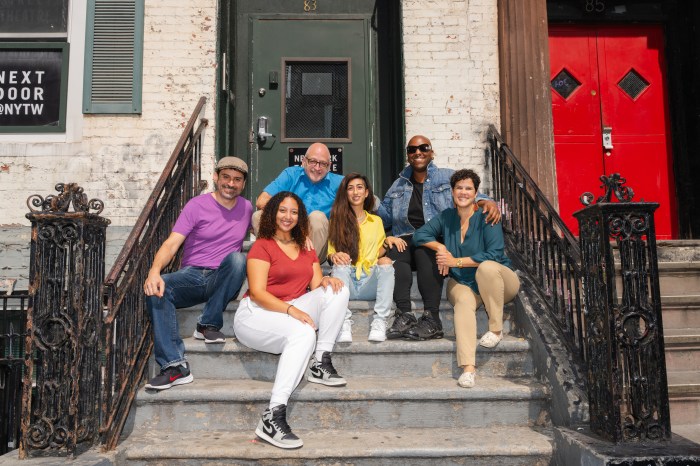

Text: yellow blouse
xmin=328 ymin=211 xmax=387 ymax=279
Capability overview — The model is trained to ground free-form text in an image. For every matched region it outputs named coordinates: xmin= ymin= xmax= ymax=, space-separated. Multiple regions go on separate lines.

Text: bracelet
xmin=456 ymin=258 xmax=463 ymax=268
xmin=286 ymin=304 xmax=294 ymax=315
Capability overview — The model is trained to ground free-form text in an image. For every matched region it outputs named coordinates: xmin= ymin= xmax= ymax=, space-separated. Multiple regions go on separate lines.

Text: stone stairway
xmin=116 ymin=292 xmax=555 ymax=464
xmin=656 ymin=241 xmax=700 ymax=443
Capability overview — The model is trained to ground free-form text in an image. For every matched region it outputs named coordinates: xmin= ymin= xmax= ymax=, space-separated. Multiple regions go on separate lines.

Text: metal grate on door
xmin=618 ymin=69 xmax=649 ymax=100
xmin=283 ymin=60 xmax=349 ymax=140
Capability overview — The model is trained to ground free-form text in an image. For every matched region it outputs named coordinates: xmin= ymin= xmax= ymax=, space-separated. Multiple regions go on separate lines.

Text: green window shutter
xmin=83 ymin=0 xmax=144 ymax=114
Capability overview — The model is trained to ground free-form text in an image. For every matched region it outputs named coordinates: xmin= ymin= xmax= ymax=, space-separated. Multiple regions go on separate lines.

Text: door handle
xmin=602 ymin=126 xmax=613 ymax=150
xmin=257 ymin=116 xmax=273 ymax=142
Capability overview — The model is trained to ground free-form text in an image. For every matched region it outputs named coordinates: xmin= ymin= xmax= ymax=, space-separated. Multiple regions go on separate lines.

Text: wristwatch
xmin=456 ymin=258 xmax=463 ymax=268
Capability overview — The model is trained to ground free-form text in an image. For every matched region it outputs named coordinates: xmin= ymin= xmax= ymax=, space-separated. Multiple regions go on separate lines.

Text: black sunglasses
xmin=406 ymin=144 xmax=432 ymax=155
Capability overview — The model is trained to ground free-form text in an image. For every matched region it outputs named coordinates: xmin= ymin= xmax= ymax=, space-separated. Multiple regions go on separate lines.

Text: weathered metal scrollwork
xmin=21 ymin=186 xmax=109 ymax=458
xmin=575 ymin=175 xmax=670 ymax=443
xmin=26 ymin=183 xmax=104 ymax=215
xmin=580 ymin=173 xmax=635 ymax=206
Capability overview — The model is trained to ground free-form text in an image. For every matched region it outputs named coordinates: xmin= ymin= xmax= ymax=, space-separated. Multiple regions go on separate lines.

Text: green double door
xmin=220 ymin=1 xmax=403 ymax=199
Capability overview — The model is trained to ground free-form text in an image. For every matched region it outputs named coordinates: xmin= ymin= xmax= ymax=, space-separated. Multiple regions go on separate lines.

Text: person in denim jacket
xmin=377 ymin=135 xmax=501 ymax=340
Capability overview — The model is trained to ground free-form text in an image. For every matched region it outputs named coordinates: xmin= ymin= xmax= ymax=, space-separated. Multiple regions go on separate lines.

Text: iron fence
xmin=100 ymin=97 xmax=208 ymax=450
xmin=0 ymin=291 xmax=29 ymax=455
xmin=487 ymin=125 xmax=587 ymax=362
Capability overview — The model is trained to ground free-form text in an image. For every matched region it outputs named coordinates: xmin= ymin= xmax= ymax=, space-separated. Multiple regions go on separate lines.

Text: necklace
xmin=356 ymin=212 xmax=366 ymax=223
xmin=273 ymin=235 xmax=294 ymax=245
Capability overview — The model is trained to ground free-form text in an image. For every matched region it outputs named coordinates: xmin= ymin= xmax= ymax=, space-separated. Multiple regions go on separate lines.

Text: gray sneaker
xmin=255 ymin=404 xmax=303 ymax=449
xmin=307 ymin=352 xmax=347 ymax=387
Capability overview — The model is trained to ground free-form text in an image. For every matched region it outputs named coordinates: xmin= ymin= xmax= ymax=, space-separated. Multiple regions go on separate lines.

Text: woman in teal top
xmin=413 ymin=169 xmax=520 ymax=388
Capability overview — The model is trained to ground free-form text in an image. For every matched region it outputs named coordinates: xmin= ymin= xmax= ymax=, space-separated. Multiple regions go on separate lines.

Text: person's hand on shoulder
xmin=480 ymin=200 xmax=502 ymax=225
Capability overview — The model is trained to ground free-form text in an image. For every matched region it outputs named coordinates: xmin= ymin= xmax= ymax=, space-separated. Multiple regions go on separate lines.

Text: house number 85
xmin=585 ymin=0 xmax=605 ymax=12
xmin=304 ymin=0 xmax=317 ymax=12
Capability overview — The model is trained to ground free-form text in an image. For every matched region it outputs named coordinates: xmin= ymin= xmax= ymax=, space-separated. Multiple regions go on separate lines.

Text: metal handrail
xmin=100 ymin=97 xmax=208 ymax=450
xmin=487 ymin=125 xmax=587 ymax=363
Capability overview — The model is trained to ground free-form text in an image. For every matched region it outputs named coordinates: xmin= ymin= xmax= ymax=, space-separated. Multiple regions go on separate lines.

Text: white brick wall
xmin=0 ymin=0 xmax=500 ymax=228
xmin=402 ymin=0 xmax=500 ymax=183
xmin=0 ymin=1 xmax=220 ymax=227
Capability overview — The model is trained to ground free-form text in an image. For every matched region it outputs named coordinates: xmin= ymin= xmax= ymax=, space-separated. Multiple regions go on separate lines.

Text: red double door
xmin=549 ymin=25 xmax=677 ymax=239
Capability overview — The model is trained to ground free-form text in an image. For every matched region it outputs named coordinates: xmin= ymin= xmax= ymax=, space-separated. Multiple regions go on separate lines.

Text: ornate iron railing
xmin=1 ymin=291 xmax=29 ymax=455
xmin=101 ymin=97 xmax=208 ymax=450
xmin=21 ymin=185 xmax=109 ymax=458
xmin=576 ymin=176 xmax=670 ymax=443
xmin=487 ymin=125 xmax=587 ymax=362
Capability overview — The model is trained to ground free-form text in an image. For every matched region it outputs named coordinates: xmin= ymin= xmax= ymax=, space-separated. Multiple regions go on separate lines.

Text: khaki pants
xmin=252 ymin=209 xmax=329 ymax=261
xmin=446 ymin=260 xmax=520 ymax=368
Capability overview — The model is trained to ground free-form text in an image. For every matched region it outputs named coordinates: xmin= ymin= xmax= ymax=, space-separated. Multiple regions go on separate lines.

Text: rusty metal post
xmin=575 ymin=174 xmax=671 ymax=443
xmin=19 ymin=184 xmax=110 ymax=458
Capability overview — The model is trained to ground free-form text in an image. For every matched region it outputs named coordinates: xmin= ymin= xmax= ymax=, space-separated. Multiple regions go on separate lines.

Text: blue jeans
xmin=332 ymin=264 xmax=394 ymax=321
xmin=146 ymin=251 xmax=246 ymax=369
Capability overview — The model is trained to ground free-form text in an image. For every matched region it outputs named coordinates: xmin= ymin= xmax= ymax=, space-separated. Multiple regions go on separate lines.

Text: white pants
xmin=233 ymin=286 xmax=349 ymax=406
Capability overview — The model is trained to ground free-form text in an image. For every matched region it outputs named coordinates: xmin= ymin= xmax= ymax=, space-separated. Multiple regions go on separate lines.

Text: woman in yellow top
xmin=328 ymin=173 xmax=395 ymax=342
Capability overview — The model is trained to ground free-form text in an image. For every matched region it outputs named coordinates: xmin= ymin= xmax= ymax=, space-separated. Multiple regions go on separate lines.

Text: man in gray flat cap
xmin=143 ymin=157 xmax=253 ymax=390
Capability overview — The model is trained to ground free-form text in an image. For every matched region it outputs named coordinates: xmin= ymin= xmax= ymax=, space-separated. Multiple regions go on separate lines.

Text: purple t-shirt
xmin=172 ymin=193 xmax=253 ymax=269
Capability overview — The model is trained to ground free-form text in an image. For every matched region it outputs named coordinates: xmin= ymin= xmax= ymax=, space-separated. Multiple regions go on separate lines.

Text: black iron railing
xmin=100 ymin=97 xmax=208 ymax=450
xmin=487 ymin=125 xmax=586 ymax=362
xmin=576 ymin=176 xmax=670 ymax=443
xmin=1 ymin=291 xmax=29 ymax=456
xmin=21 ymin=185 xmax=109 ymax=458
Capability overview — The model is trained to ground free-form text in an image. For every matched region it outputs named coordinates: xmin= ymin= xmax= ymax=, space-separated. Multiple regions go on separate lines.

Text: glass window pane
xmin=0 ymin=0 xmax=69 ymax=34
xmin=284 ymin=61 xmax=349 ymax=140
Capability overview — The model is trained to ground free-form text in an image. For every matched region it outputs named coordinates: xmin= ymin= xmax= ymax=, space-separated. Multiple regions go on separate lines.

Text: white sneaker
xmin=458 ymin=371 xmax=476 ymax=388
xmin=479 ymin=331 xmax=503 ymax=348
xmin=337 ymin=319 xmax=353 ymax=343
xmin=368 ymin=318 xmax=387 ymax=342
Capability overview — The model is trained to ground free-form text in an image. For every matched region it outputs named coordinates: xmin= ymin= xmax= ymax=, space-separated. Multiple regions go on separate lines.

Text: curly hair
xmin=257 ymin=191 xmax=308 ymax=248
xmin=328 ymin=173 xmax=374 ymax=263
xmin=450 ymin=169 xmax=481 ymax=191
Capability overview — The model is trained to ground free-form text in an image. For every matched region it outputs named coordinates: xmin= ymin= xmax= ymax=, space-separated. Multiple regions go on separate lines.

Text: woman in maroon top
xmin=233 ymin=191 xmax=349 ymax=450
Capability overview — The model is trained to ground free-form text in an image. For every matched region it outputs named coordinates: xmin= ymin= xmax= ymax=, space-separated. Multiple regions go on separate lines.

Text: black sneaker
xmin=404 ymin=315 xmax=444 ymax=340
xmin=193 ymin=323 xmax=225 ymax=343
xmin=307 ymin=352 xmax=347 ymax=387
xmin=386 ymin=312 xmax=417 ymax=339
xmin=144 ymin=363 xmax=193 ymax=390
xmin=255 ymin=404 xmax=303 ymax=449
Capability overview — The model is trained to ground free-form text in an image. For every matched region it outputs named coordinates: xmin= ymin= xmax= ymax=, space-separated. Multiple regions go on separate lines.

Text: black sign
xmin=288 ymin=147 xmax=343 ymax=174
xmin=0 ymin=48 xmax=64 ymax=128
xmin=0 ymin=0 xmax=68 ymax=34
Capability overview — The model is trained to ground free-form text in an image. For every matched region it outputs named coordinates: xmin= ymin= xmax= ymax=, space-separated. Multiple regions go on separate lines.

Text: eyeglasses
xmin=305 ymin=157 xmax=330 ymax=169
xmin=406 ymin=144 xmax=432 ymax=155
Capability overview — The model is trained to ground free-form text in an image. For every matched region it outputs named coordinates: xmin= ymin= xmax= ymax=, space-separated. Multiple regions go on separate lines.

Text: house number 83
xmin=304 ymin=0 xmax=317 ymax=12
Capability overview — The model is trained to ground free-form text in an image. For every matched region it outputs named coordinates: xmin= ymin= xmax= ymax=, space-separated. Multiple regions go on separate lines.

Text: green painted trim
xmin=83 ymin=0 xmax=144 ymax=114
xmin=0 ymin=42 xmax=69 ymax=133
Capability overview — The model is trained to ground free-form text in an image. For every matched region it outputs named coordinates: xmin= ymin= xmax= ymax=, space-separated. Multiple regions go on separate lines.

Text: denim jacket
xmin=377 ymin=162 xmax=490 ymax=237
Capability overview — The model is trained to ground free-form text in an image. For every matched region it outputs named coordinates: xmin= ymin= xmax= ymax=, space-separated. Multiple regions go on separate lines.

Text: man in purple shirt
xmin=143 ymin=157 xmax=253 ymax=390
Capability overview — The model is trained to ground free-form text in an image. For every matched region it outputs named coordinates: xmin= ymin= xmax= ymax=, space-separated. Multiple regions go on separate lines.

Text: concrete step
xmin=672 ymin=424 xmax=700 ymax=445
xmin=664 ymin=328 xmax=700 ymax=373
xmin=661 ymin=295 xmax=700 ymax=330
xmin=669 ymin=371 xmax=700 ymax=427
xmin=176 ymin=300 xmax=518 ymax=340
xmin=657 ymin=262 xmax=700 ymax=296
xmin=120 ymin=426 xmax=553 ymax=465
xmin=179 ymin=335 xmax=533 ymax=380
xmin=132 ymin=375 xmax=549 ymax=432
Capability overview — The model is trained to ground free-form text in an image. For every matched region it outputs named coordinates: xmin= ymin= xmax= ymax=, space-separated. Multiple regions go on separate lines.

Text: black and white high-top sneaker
xmin=254 ymin=404 xmax=303 ymax=449
xmin=307 ymin=351 xmax=347 ymax=387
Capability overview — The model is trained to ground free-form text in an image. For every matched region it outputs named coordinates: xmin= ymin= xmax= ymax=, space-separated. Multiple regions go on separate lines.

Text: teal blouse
xmin=413 ymin=207 xmax=511 ymax=294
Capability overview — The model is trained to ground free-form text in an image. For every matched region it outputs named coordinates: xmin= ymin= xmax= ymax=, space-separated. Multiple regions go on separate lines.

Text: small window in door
xmin=282 ymin=58 xmax=350 ymax=142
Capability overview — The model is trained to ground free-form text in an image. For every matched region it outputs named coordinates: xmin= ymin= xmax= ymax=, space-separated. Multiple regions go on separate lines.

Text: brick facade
xmin=0 ymin=0 xmax=498 ymax=228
